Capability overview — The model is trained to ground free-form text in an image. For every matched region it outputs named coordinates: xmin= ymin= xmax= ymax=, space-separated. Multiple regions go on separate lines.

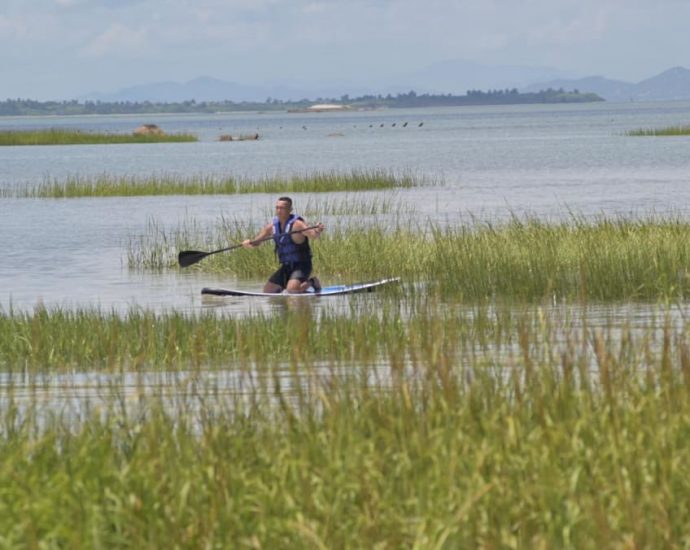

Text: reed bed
xmin=14 ymin=170 xmax=419 ymax=198
xmin=0 ymin=298 xmax=681 ymax=372
xmin=0 ymin=299 xmax=488 ymax=371
xmin=130 ymin=215 xmax=690 ymax=302
xmin=0 ymin=128 xmax=198 ymax=146
xmin=626 ymin=125 xmax=690 ymax=136
xmin=2 ymin=306 xmax=690 ymax=546
xmin=299 ymin=192 xmax=416 ymax=217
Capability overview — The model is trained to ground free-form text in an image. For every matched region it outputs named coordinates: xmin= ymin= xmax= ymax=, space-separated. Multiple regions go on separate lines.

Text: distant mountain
xmin=82 ymin=66 xmax=690 ymax=105
xmin=522 ymin=67 xmax=690 ymax=102
xmin=83 ymin=77 xmax=318 ymax=103
xmin=635 ymin=67 xmax=690 ymax=101
xmin=82 ymin=61 xmax=574 ymax=103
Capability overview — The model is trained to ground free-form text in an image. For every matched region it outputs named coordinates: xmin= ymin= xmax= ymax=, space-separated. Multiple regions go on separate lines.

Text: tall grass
xmin=0 ymin=298 xmax=490 ymax=371
xmin=12 ymin=170 xmax=420 ymax=198
xmin=0 ymin=128 xmax=198 ymax=146
xmin=129 ymin=215 xmax=690 ymax=302
xmin=2 ymin=306 xmax=690 ymax=546
xmin=0 ymin=298 xmax=682 ymax=372
xmin=626 ymin=125 xmax=690 ymax=136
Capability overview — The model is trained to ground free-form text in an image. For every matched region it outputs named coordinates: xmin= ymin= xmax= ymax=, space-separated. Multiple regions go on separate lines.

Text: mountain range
xmin=82 ymin=65 xmax=690 ymax=103
xmin=522 ymin=67 xmax=690 ymax=102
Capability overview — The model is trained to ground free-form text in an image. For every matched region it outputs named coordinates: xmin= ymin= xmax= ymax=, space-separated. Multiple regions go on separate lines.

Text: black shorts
xmin=268 ymin=261 xmax=313 ymax=289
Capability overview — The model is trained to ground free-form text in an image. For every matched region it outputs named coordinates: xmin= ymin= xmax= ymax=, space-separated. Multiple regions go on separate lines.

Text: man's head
xmin=275 ymin=197 xmax=293 ymax=219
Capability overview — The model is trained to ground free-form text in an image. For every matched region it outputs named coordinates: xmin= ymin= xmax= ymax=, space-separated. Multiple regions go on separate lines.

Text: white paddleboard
xmin=201 ymin=277 xmax=400 ymax=297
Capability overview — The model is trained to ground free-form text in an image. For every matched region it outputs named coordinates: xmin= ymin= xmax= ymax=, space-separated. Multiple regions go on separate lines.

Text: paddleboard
xmin=201 ymin=277 xmax=400 ymax=297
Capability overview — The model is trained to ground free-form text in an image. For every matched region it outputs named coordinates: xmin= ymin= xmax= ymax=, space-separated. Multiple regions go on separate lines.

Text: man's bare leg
xmin=286 ymin=279 xmax=307 ymax=294
xmin=263 ymin=281 xmax=284 ymax=293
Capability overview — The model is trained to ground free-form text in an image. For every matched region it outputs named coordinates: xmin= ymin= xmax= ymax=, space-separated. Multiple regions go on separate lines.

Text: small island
xmin=342 ymin=88 xmax=604 ymax=109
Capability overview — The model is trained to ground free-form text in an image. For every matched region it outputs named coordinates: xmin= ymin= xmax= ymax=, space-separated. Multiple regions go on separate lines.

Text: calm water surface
xmin=2 ymin=101 xmax=690 ymax=313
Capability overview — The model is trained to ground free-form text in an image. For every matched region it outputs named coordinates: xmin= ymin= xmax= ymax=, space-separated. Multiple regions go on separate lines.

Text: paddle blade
xmin=178 ymin=250 xmax=209 ymax=268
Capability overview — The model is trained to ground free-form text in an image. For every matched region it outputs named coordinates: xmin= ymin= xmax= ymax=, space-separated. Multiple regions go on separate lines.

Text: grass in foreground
xmin=10 ymin=170 xmax=420 ymax=198
xmin=625 ymin=125 xmax=690 ymax=136
xmin=1 ymin=308 xmax=690 ymax=547
xmin=0 ymin=128 xmax=198 ymax=146
xmin=130 ymin=215 xmax=690 ymax=302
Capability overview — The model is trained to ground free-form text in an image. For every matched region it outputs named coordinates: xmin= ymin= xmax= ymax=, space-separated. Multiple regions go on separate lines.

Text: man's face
xmin=275 ymin=200 xmax=291 ymax=219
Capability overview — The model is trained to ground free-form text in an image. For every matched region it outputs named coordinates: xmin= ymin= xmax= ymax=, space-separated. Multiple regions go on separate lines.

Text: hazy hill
xmin=82 ymin=65 xmax=690 ymax=104
xmin=83 ymin=77 xmax=317 ymax=103
xmin=635 ymin=67 xmax=690 ymax=100
xmin=83 ymin=60 xmax=572 ymax=103
xmin=523 ymin=67 xmax=690 ymax=102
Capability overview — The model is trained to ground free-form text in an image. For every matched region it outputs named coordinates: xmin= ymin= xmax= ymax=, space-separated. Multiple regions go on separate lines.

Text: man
xmin=243 ymin=196 xmax=325 ymax=293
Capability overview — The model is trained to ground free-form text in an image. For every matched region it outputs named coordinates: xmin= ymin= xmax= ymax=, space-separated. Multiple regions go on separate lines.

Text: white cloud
xmin=80 ymin=23 xmax=150 ymax=58
xmin=524 ymin=8 xmax=614 ymax=47
xmin=0 ymin=14 xmax=29 ymax=39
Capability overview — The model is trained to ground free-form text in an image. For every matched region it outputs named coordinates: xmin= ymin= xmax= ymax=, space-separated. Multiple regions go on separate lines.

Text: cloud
xmin=524 ymin=7 xmax=614 ymax=47
xmin=80 ymin=24 xmax=150 ymax=58
xmin=0 ymin=14 xmax=30 ymax=39
xmin=52 ymin=0 xmax=147 ymax=8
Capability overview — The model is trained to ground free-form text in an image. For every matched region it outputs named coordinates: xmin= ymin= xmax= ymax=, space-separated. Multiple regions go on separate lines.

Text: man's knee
xmin=285 ymin=279 xmax=305 ymax=293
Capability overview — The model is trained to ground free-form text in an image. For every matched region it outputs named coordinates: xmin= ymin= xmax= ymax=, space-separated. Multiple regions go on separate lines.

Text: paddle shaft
xmin=178 ymin=224 xmax=320 ymax=267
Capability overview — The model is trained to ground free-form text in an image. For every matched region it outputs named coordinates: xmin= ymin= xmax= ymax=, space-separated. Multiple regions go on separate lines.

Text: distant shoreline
xmin=0 ymin=89 xmax=603 ymax=117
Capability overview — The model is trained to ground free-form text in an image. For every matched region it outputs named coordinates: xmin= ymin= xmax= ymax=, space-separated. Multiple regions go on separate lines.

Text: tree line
xmin=0 ymin=89 xmax=602 ymax=116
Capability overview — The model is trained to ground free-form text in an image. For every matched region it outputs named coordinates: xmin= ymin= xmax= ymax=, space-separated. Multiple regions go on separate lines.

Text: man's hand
xmin=311 ymin=223 xmax=325 ymax=238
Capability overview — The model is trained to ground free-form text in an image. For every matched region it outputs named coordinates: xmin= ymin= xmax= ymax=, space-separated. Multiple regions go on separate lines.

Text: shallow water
xmin=2 ymin=101 xmax=690 ymax=313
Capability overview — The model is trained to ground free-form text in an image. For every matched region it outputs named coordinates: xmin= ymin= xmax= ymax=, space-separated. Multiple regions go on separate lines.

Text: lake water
xmin=2 ymin=101 xmax=690 ymax=313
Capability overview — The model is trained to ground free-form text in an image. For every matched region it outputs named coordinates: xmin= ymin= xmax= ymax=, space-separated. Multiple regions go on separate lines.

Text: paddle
xmin=178 ymin=225 xmax=321 ymax=268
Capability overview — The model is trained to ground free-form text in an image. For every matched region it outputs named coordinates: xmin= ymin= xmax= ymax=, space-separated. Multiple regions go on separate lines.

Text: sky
xmin=2 ymin=0 xmax=690 ymax=100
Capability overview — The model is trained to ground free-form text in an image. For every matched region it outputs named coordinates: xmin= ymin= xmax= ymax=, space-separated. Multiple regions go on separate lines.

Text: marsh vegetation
xmin=7 ymin=170 xmax=418 ymax=198
xmin=625 ymin=125 xmax=690 ymax=136
xmin=0 ymin=128 xmax=198 ymax=146
xmin=2 ymin=302 xmax=690 ymax=546
xmin=130 ymin=213 xmax=690 ymax=302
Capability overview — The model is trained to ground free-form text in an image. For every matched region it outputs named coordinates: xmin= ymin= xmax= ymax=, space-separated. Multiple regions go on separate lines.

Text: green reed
xmin=13 ymin=170 xmax=419 ymax=198
xmin=0 ymin=128 xmax=198 ymax=146
xmin=2 ymin=306 xmax=690 ymax=546
xmin=299 ymin=192 xmax=416 ymax=217
xmin=0 ymin=298 xmax=486 ymax=371
xmin=626 ymin=125 xmax=690 ymax=136
xmin=130 ymin=215 xmax=690 ymax=302
xmin=0 ymin=297 xmax=681 ymax=373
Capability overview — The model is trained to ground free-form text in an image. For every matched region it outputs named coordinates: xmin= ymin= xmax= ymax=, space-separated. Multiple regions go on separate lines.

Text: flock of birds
xmin=299 ymin=121 xmax=424 ymax=130
xmin=224 ymin=122 xmax=427 ymax=135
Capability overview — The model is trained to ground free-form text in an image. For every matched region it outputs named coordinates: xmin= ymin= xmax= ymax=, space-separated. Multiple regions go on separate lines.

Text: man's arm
xmin=291 ymin=219 xmax=325 ymax=242
xmin=242 ymin=223 xmax=273 ymax=249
